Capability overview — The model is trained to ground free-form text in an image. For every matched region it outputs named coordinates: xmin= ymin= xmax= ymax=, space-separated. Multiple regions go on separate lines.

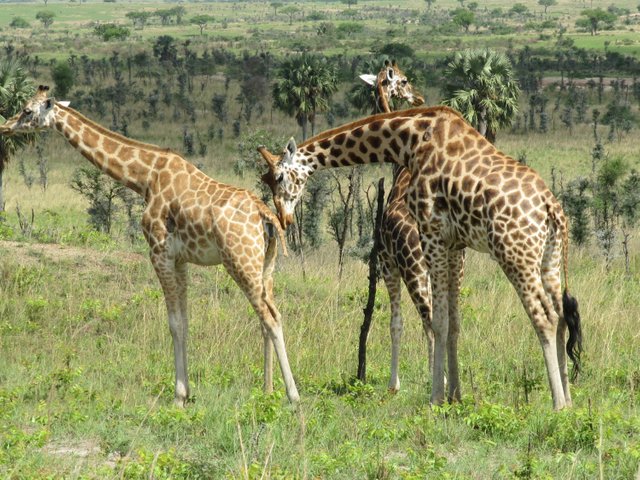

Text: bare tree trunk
xmin=357 ymin=177 xmax=385 ymax=382
xmin=0 ymin=166 xmax=5 ymax=212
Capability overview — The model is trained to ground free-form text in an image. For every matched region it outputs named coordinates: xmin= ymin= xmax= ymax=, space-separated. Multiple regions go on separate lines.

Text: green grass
xmin=0 ymin=236 xmax=639 ymax=478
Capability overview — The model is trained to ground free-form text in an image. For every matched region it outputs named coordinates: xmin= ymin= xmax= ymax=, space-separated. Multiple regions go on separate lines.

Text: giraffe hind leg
xmin=510 ymin=268 xmax=567 ymax=410
xmin=381 ymin=259 xmax=403 ymax=393
xmin=446 ymin=250 xmax=464 ymax=403
xmin=224 ymin=252 xmax=300 ymax=404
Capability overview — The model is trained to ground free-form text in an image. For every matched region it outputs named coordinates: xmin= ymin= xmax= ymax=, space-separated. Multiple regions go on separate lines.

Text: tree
xmin=451 ymin=8 xmax=475 ymax=33
xmin=0 ymin=58 xmax=35 ymax=211
xmin=155 ymin=9 xmax=174 ymax=25
xmin=424 ymin=0 xmax=436 ymax=10
xmin=510 ymin=3 xmax=529 ymax=16
xmin=51 ymin=61 xmax=75 ymax=98
xmin=35 ymin=11 xmax=55 ymax=30
xmin=577 ymin=8 xmax=616 ymax=35
xmin=170 ymin=6 xmax=186 ymax=24
xmin=375 ymin=42 xmax=415 ymax=60
xmin=336 ymin=22 xmax=364 ymax=37
xmin=441 ymin=49 xmax=521 ymax=143
xmin=272 ymin=54 xmax=338 ymax=139
xmin=125 ymin=11 xmax=152 ymax=30
xmin=280 ymin=5 xmax=300 ymax=25
xmin=270 ymin=1 xmax=283 ymax=16
xmin=191 ymin=14 xmax=215 ymax=35
xmin=602 ymin=101 xmax=635 ymax=142
xmin=538 ymin=0 xmax=557 ymax=15
xmin=153 ymin=35 xmax=178 ymax=64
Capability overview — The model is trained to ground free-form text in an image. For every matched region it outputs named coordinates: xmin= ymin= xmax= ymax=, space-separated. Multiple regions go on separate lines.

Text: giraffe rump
xmin=563 ymin=290 xmax=582 ymax=381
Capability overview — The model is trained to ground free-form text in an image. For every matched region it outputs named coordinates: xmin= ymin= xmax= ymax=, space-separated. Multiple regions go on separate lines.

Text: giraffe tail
xmin=555 ymin=205 xmax=582 ymax=381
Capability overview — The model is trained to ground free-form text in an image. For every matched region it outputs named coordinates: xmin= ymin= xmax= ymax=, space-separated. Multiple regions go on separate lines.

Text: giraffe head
xmin=0 ymin=85 xmax=68 ymax=136
xmin=258 ymin=138 xmax=310 ymax=229
xmin=360 ymin=60 xmax=425 ymax=109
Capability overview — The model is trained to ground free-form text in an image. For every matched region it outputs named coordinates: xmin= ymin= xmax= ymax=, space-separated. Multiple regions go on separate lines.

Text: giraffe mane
xmin=56 ymin=103 xmax=176 ymax=155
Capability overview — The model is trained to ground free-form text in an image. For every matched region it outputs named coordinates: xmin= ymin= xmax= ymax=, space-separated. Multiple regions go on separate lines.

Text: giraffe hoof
xmin=174 ymin=396 xmax=188 ymax=408
xmin=388 ymin=387 xmax=399 ymax=395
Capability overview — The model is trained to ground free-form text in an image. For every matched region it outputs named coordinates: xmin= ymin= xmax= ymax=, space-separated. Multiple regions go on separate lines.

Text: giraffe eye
xmin=23 ymin=108 xmax=32 ymax=116
xmin=401 ymin=80 xmax=408 ymax=86
xmin=275 ymin=172 xmax=284 ymax=183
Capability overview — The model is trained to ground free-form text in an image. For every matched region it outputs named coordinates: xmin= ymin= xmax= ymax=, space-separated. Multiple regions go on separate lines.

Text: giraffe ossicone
xmin=1 ymin=85 xmax=300 ymax=407
xmin=259 ymin=105 xmax=582 ymax=410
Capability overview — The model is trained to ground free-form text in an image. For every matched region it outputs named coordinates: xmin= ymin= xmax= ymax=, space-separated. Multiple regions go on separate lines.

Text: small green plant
xmin=463 ymin=402 xmax=522 ymax=438
xmin=240 ymin=389 xmax=285 ymax=424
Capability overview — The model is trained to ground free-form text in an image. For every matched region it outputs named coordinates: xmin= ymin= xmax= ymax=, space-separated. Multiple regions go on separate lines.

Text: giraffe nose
xmin=283 ymin=213 xmax=295 ymax=229
xmin=0 ymin=124 xmax=13 ymax=136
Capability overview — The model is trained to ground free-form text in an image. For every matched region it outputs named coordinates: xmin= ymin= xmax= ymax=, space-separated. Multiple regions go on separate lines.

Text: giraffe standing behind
xmin=358 ymin=60 xmax=458 ymax=392
xmin=0 ymin=86 xmax=300 ymax=406
xmin=259 ymin=106 xmax=582 ymax=410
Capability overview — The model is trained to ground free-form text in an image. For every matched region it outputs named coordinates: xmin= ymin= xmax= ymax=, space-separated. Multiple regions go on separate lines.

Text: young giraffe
xmin=259 ymin=106 xmax=582 ymax=410
xmin=0 ymin=86 xmax=300 ymax=406
xmin=358 ymin=60 xmax=454 ymax=392
xmin=359 ymin=59 xmax=425 ymax=114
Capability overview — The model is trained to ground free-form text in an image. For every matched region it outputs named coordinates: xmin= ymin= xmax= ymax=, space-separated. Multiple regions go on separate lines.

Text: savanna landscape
xmin=0 ymin=0 xmax=639 ymax=478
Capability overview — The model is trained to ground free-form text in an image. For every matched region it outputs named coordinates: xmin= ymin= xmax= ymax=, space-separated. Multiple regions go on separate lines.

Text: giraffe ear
xmin=285 ymin=137 xmax=297 ymax=159
xmin=57 ymin=101 xmax=71 ymax=108
xmin=359 ymin=74 xmax=377 ymax=86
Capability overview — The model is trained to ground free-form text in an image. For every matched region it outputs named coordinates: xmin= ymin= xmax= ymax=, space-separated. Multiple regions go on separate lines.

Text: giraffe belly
xmin=191 ymin=243 xmax=223 ymax=266
xmin=171 ymin=234 xmax=223 ymax=266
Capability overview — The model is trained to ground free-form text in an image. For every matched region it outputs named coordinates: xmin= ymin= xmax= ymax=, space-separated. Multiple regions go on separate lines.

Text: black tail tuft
xmin=563 ymin=289 xmax=583 ymax=381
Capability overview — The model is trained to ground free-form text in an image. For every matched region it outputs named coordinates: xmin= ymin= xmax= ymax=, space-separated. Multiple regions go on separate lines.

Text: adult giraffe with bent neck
xmin=259 ymin=106 xmax=582 ymax=410
xmin=0 ymin=86 xmax=300 ymax=406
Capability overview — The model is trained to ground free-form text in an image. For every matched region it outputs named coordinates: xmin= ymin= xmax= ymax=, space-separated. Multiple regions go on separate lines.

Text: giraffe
xmin=258 ymin=105 xmax=582 ymax=410
xmin=0 ymin=86 xmax=300 ymax=407
xmin=357 ymin=60 xmax=457 ymax=392
xmin=359 ymin=59 xmax=425 ymax=114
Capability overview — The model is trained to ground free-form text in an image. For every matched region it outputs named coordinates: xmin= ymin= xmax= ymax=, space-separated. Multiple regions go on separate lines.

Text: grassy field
xmin=0 ymin=0 xmax=639 ymax=478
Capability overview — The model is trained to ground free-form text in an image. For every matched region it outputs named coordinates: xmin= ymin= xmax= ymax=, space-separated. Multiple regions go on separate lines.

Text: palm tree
xmin=272 ymin=54 xmax=338 ymax=139
xmin=441 ymin=49 xmax=520 ymax=143
xmin=0 ymin=58 xmax=35 ymax=211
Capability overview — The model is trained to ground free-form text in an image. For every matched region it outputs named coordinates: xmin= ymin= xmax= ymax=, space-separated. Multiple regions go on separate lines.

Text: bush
xmin=93 ymin=23 xmax=130 ymax=41
xmin=51 ymin=61 xmax=75 ymax=98
xmin=10 ymin=17 xmax=30 ymax=28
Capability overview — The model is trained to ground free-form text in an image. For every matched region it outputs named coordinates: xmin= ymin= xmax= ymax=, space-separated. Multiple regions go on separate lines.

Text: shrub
xmin=93 ymin=23 xmax=130 ymax=41
xmin=10 ymin=17 xmax=30 ymax=28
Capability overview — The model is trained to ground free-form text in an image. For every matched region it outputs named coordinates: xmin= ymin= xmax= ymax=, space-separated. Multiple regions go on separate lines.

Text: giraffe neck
xmin=296 ymin=107 xmax=448 ymax=173
xmin=374 ymin=82 xmax=391 ymax=114
xmin=52 ymin=104 xmax=165 ymax=196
